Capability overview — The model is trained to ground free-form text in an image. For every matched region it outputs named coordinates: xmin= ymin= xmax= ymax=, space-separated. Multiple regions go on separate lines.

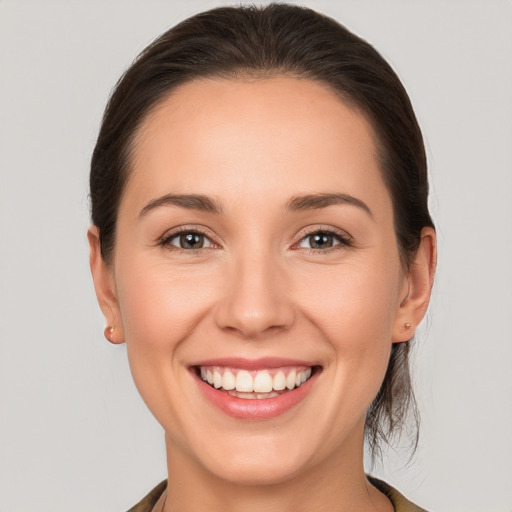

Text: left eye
xmin=164 ymin=231 xmax=214 ymax=250
xmin=297 ymin=231 xmax=346 ymax=250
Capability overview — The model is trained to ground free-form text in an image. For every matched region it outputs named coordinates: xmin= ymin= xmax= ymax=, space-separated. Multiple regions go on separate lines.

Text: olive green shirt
xmin=126 ymin=477 xmax=428 ymax=512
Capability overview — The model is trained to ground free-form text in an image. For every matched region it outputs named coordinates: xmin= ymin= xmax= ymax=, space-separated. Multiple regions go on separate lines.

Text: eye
xmin=161 ymin=230 xmax=214 ymax=250
xmin=297 ymin=230 xmax=351 ymax=251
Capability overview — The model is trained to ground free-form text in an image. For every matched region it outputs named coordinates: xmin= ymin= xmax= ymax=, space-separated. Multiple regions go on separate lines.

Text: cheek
xmin=297 ymin=259 xmax=402 ymax=404
xmin=298 ymin=260 xmax=401 ymax=346
xmin=113 ymin=258 xmax=222 ymax=429
xmin=113 ymin=245 xmax=223 ymax=384
xmin=117 ymin=263 xmax=217 ymax=351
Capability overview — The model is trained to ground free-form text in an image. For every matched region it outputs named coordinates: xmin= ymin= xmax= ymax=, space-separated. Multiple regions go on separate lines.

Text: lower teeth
xmin=227 ymin=390 xmax=281 ymax=399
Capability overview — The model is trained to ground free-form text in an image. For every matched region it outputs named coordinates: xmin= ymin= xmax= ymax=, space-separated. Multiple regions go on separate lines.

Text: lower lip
xmin=193 ymin=370 xmax=318 ymax=420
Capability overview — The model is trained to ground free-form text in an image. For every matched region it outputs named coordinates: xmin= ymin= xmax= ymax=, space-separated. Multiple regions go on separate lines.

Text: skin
xmin=89 ymin=77 xmax=436 ymax=512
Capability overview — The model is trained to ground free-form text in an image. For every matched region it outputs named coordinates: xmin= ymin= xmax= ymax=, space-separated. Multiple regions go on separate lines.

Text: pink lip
xmin=191 ymin=362 xmax=320 ymax=420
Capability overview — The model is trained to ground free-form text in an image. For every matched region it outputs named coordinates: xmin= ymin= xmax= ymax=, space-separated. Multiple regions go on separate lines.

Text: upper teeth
xmin=199 ymin=366 xmax=312 ymax=393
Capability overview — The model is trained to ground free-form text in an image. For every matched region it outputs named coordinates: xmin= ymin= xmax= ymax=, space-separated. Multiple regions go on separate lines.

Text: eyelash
xmin=158 ymin=226 xmax=353 ymax=255
xmin=158 ymin=226 xmax=216 ymax=256
xmin=294 ymin=227 xmax=353 ymax=254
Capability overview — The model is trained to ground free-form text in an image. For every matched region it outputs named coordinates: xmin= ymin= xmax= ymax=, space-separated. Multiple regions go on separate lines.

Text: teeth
xmin=235 ymin=370 xmax=254 ymax=392
xmin=199 ymin=366 xmax=314 ymax=394
xmin=222 ymin=370 xmax=235 ymax=390
xmin=213 ymin=369 xmax=222 ymax=389
xmin=228 ymin=390 xmax=280 ymax=400
xmin=286 ymin=370 xmax=296 ymax=390
xmin=253 ymin=371 xmax=273 ymax=393
xmin=273 ymin=371 xmax=286 ymax=391
xmin=257 ymin=392 xmax=278 ymax=399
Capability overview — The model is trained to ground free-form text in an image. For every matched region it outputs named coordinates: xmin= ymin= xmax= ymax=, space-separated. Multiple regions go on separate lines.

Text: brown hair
xmin=90 ymin=3 xmax=434 ymax=455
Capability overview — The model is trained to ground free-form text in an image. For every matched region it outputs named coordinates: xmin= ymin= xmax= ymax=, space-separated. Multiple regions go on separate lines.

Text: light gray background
xmin=1 ymin=1 xmax=511 ymax=511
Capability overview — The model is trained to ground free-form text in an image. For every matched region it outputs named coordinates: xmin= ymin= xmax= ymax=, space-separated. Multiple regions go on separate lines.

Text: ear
xmin=87 ymin=225 xmax=125 ymax=344
xmin=392 ymin=227 xmax=437 ymax=342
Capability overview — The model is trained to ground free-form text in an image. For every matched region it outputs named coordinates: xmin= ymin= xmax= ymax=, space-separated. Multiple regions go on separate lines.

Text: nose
xmin=213 ymin=251 xmax=296 ymax=340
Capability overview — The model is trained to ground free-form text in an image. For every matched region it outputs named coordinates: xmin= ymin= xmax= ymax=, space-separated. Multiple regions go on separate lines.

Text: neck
xmin=162 ymin=429 xmax=392 ymax=512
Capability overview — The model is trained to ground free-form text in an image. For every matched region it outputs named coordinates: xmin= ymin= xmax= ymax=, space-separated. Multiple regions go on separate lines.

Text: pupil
xmin=180 ymin=233 xmax=203 ymax=249
xmin=311 ymin=233 xmax=332 ymax=249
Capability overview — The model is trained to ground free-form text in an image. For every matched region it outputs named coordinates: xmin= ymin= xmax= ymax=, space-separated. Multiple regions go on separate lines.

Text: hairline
xmin=109 ymin=72 xmax=407 ymax=273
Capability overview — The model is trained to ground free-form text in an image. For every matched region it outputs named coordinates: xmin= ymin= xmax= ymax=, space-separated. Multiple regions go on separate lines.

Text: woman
xmin=88 ymin=4 xmax=436 ymax=511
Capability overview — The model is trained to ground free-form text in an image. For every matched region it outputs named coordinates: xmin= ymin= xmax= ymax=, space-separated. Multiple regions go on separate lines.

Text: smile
xmin=191 ymin=359 xmax=321 ymax=419
xmin=198 ymin=365 xmax=313 ymax=399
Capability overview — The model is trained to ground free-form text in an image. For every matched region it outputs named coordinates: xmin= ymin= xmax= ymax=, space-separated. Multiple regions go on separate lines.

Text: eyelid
xmin=291 ymin=225 xmax=353 ymax=250
xmin=157 ymin=224 xmax=352 ymax=252
xmin=159 ymin=225 xmax=221 ymax=249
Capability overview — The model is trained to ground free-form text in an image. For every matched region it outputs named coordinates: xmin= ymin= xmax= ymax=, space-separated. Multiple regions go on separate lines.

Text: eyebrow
xmin=286 ymin=193 xmax=374 ymax=219
xmin=139 ymin=193 xmax=223 ymax=218
xmin=139 ymin=192 xmax=372 ymax=219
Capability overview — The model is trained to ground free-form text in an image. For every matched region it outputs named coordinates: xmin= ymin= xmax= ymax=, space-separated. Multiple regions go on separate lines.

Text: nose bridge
xmin=214 ymin=244 xmax=295 ymax=338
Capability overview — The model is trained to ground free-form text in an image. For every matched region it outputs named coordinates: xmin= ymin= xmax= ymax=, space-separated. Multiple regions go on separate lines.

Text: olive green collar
xmin=126 ymin=477 xmax=428 ymax=512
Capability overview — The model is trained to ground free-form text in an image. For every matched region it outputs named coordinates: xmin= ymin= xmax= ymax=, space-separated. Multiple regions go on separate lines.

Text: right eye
xmin=161 ymin=230 xmax=215 ymax=250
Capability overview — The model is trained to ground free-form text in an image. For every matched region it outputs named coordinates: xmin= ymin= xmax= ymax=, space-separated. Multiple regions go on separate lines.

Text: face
xmin=92 ymin=77 xmax=419 ymax=485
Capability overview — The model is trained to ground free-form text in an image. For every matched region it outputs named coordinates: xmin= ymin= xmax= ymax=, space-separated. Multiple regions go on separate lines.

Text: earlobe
xmin=392 ymin=227 xmax=437 ymax=343
xmin=104 ymin=325 xmax=124 ymax=345
xmin=87 ymin=226 xmax=125 ymax=344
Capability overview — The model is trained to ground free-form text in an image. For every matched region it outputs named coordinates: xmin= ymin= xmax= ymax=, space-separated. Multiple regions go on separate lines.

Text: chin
xmin=205 ymin=451 xmax=308 ymax=486
xmin=186 ymin=429 xmax=315 ymax=486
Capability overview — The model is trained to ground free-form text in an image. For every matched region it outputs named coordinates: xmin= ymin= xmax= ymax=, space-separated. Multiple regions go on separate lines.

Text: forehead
xmin=126 ymin=76 xmax=389 ymax=215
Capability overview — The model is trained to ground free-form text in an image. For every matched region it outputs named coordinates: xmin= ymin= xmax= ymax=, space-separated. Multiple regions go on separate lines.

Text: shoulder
xmin=367 ymin=476 xmax=429 ymax=512
xmin=125 ymin=480 xmax=167 ymax=512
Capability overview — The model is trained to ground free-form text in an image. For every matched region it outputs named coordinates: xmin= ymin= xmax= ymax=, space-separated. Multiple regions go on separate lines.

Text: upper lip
xmin=190 ymin=357 xmax=319 ymax=371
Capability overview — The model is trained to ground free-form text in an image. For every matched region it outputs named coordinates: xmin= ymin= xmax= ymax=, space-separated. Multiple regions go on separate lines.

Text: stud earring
xmin=104 ymin=325 xmax=116 ymax=343
xmin=404 ymin=323 xmax=413 ymax=329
